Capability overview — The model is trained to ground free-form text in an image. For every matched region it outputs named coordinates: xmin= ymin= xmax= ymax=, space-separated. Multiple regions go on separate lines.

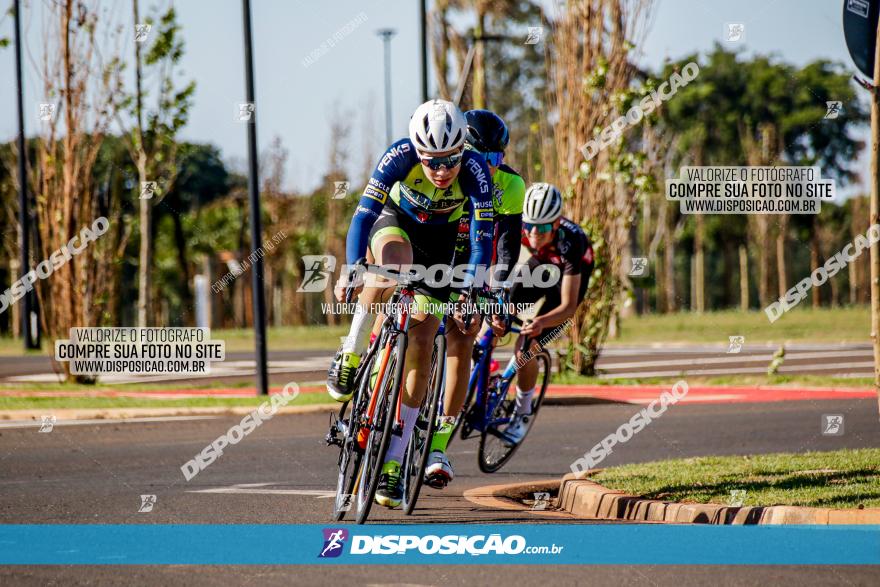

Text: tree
xmin=21 ymin=1 xmax=124 ymax=380
xmin=113 ymin=2 xmax=195 ymax=327
xmin=548 ymin=0 xmax=654 ymax=373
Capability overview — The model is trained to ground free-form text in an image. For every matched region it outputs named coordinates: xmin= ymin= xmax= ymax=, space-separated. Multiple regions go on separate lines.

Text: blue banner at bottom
xmin=0 ymin=524 xmax=878 ymax=565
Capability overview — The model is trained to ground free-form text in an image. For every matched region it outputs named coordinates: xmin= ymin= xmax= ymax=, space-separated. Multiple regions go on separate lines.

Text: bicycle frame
xmin=463 ymin=323 xmax=524 ymax=433
xmin=361 ymin=285 xmax=415 ymax=438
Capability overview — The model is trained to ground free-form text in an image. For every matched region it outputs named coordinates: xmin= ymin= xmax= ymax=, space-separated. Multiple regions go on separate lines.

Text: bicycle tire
xmin=402 ymin=333 xmax=445 ymax=515
xmin=355 ymin=333 xmax=407 ymax=524
xmin=331 ymin=402 xmax=362 ymax=521
xmin=477 ymin=350 xmax=550 ymax=473
xmin=331 ymin=334 xmax=383 ymax=520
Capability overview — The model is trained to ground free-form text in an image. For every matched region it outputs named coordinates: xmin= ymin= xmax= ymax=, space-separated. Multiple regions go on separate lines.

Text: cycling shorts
xmin=368 ymin=204 xmax=458 ymax=317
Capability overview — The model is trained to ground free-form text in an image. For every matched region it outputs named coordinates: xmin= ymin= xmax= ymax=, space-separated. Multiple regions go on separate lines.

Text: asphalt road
xmin=1 ymin=343 xmax=875 ymax=387
xmin=1 ymin=396 xmax=879 ymax=585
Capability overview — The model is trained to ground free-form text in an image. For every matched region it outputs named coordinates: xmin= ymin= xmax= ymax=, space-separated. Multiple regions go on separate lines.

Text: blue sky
xmin=0 ymin=0 xmax=867 ymax=196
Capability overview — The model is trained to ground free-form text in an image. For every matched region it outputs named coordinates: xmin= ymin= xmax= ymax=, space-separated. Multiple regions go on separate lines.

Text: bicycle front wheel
xmin=402 ymin=333 xmax=445 ymax=515
xmin=477 ymin=350 xmax=550 ymax=473
xmin=354 ymin=333 xmax=407 ymax=524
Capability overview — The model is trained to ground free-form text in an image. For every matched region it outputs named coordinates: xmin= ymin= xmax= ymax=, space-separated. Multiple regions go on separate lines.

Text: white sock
xmin=384 ymin=403 xmax=420 ymax=465
xmin=341 ymin=302 xmax=373 ymax=356
xmin=515 ymin=386 xmax=535 ymax=416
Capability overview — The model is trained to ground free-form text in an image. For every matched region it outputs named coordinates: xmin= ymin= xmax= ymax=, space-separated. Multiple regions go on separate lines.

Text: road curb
xmin=462 ymin=479 xmax=576 ymax=518
xmin=0 ymin=404 xmax=340 ymax=421
xmin=554 ymin=473 xmax=880 ymax=524
xmin=476 ymin=474 xmax=880 ymax=525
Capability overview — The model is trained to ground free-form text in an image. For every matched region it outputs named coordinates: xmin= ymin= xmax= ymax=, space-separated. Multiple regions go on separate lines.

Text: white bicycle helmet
xmin=408 ymin=99 xmax=467 ymax=154
xmin=523 ymin=182 xmax=563 ymax=223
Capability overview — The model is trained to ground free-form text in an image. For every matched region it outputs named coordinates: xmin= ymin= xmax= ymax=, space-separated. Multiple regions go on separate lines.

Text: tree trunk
xmin=756 ymin=227 xmax=770 ymax=307
xmin=473 ymin=10 xmax=486 ymax=109
xmin=695 ymin=216 xmax=705 ymax=313
xmin=664 ymin=210 xmax=677 ymax=312
xmin=739 ymin=245 xmax=749 ymax=311
xmin=776 ymin=215 xmax=789 ymax=299
xmin=810 ymin=227 xmax=821 ymax=308
xmin=172 ymin=211 xmax=193 ymax=324
xmin=133 ymin=0 xmax=152 ymax=328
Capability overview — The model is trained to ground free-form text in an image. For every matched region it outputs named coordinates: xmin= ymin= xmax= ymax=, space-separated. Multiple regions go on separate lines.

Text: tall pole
xmin=871 ymin=16 xmax=880 ymax=414
xmin=241 ymin=0 xmax=268 ymax=395
xmin=420 ymin=0 xmax=428 ymax=101
xmin=13 ymin=0 xmax=36 ymax=350
xmin=377 ymin=29 xmax=396 ymax=145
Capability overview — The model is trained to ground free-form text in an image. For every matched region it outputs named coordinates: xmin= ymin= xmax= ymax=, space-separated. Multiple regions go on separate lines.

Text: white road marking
xmin=0 ymin=415 xmax=218 ymax=429
xmin=596 ymin=350 xmax=872 ymax=371
xmin=190 ymin=483 xmax=335 ymax=498
xmin=599 ymin=361 xmax=876 ymax=379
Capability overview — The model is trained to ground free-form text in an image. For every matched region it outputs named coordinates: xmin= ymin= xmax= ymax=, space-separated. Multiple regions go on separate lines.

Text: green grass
xmin=610 ymin=306 xmax=871 ymax=345
xmin=0 ymin=307 xmax=870 ymax=356
xmin=0 ymin=391 xmax=333 ymax=411
xmin=553 ymin=372 xmax=875 ymax=389
xmin=591 ymin=448 xmax=880 ymax=508
xmin=0 ymin=380 xmax=260 ymax=393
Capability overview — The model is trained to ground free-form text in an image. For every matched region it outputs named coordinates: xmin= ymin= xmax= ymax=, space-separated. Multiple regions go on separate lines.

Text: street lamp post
xmin=13 ymin=0 xmax=37 ymax=350
xmin=377 ymin=29 xmax=396 ymax=145
xmin=241 ymin=0 xmax=269 ymax=395
xmin=419 ymin=0 xmax=428 ymax=101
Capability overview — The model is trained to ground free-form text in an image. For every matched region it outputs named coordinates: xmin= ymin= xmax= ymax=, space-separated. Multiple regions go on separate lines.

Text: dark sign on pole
xmin=844 ymin=0 xmax=880 ymax=77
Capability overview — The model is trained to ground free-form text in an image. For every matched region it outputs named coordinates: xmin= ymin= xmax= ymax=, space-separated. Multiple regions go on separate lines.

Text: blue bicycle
xmin=456 ymin=296 xmax=552 ymax=473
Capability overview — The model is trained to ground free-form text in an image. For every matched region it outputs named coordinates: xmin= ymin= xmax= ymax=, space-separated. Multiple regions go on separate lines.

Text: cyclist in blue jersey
xmin=326 ymin=99 xmax=494 ymax=508
xmin=423 ymin=109 xmax=525 ymax=488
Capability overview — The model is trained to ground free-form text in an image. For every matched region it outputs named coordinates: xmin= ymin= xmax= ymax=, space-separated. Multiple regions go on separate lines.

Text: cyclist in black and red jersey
xmin=505 ymin=182 xmax=594 ymax=444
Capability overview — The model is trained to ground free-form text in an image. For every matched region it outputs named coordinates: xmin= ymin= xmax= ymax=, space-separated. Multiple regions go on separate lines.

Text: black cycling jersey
xmin=520 ymin=217 xmax=594 ymax=276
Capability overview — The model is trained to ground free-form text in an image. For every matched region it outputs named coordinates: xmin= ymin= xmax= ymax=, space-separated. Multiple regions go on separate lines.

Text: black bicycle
xmin=326 ymin=261 xmax=442 ymax=524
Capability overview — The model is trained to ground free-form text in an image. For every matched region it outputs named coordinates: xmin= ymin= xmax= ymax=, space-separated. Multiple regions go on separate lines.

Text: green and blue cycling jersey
xmin=345 ymin=138 xmax=494 ymax=276
xmin=454 ymin=163 xmax=525 ymax=282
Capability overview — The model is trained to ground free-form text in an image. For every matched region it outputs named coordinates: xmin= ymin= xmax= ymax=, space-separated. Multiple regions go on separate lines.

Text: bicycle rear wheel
xmin=354 ymin=334 xmax=407 ymax=524
xmin=402 ymin=333 xmax=444 ymax=514
xmin=477 ymin=350 xmax=550 ymax=473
